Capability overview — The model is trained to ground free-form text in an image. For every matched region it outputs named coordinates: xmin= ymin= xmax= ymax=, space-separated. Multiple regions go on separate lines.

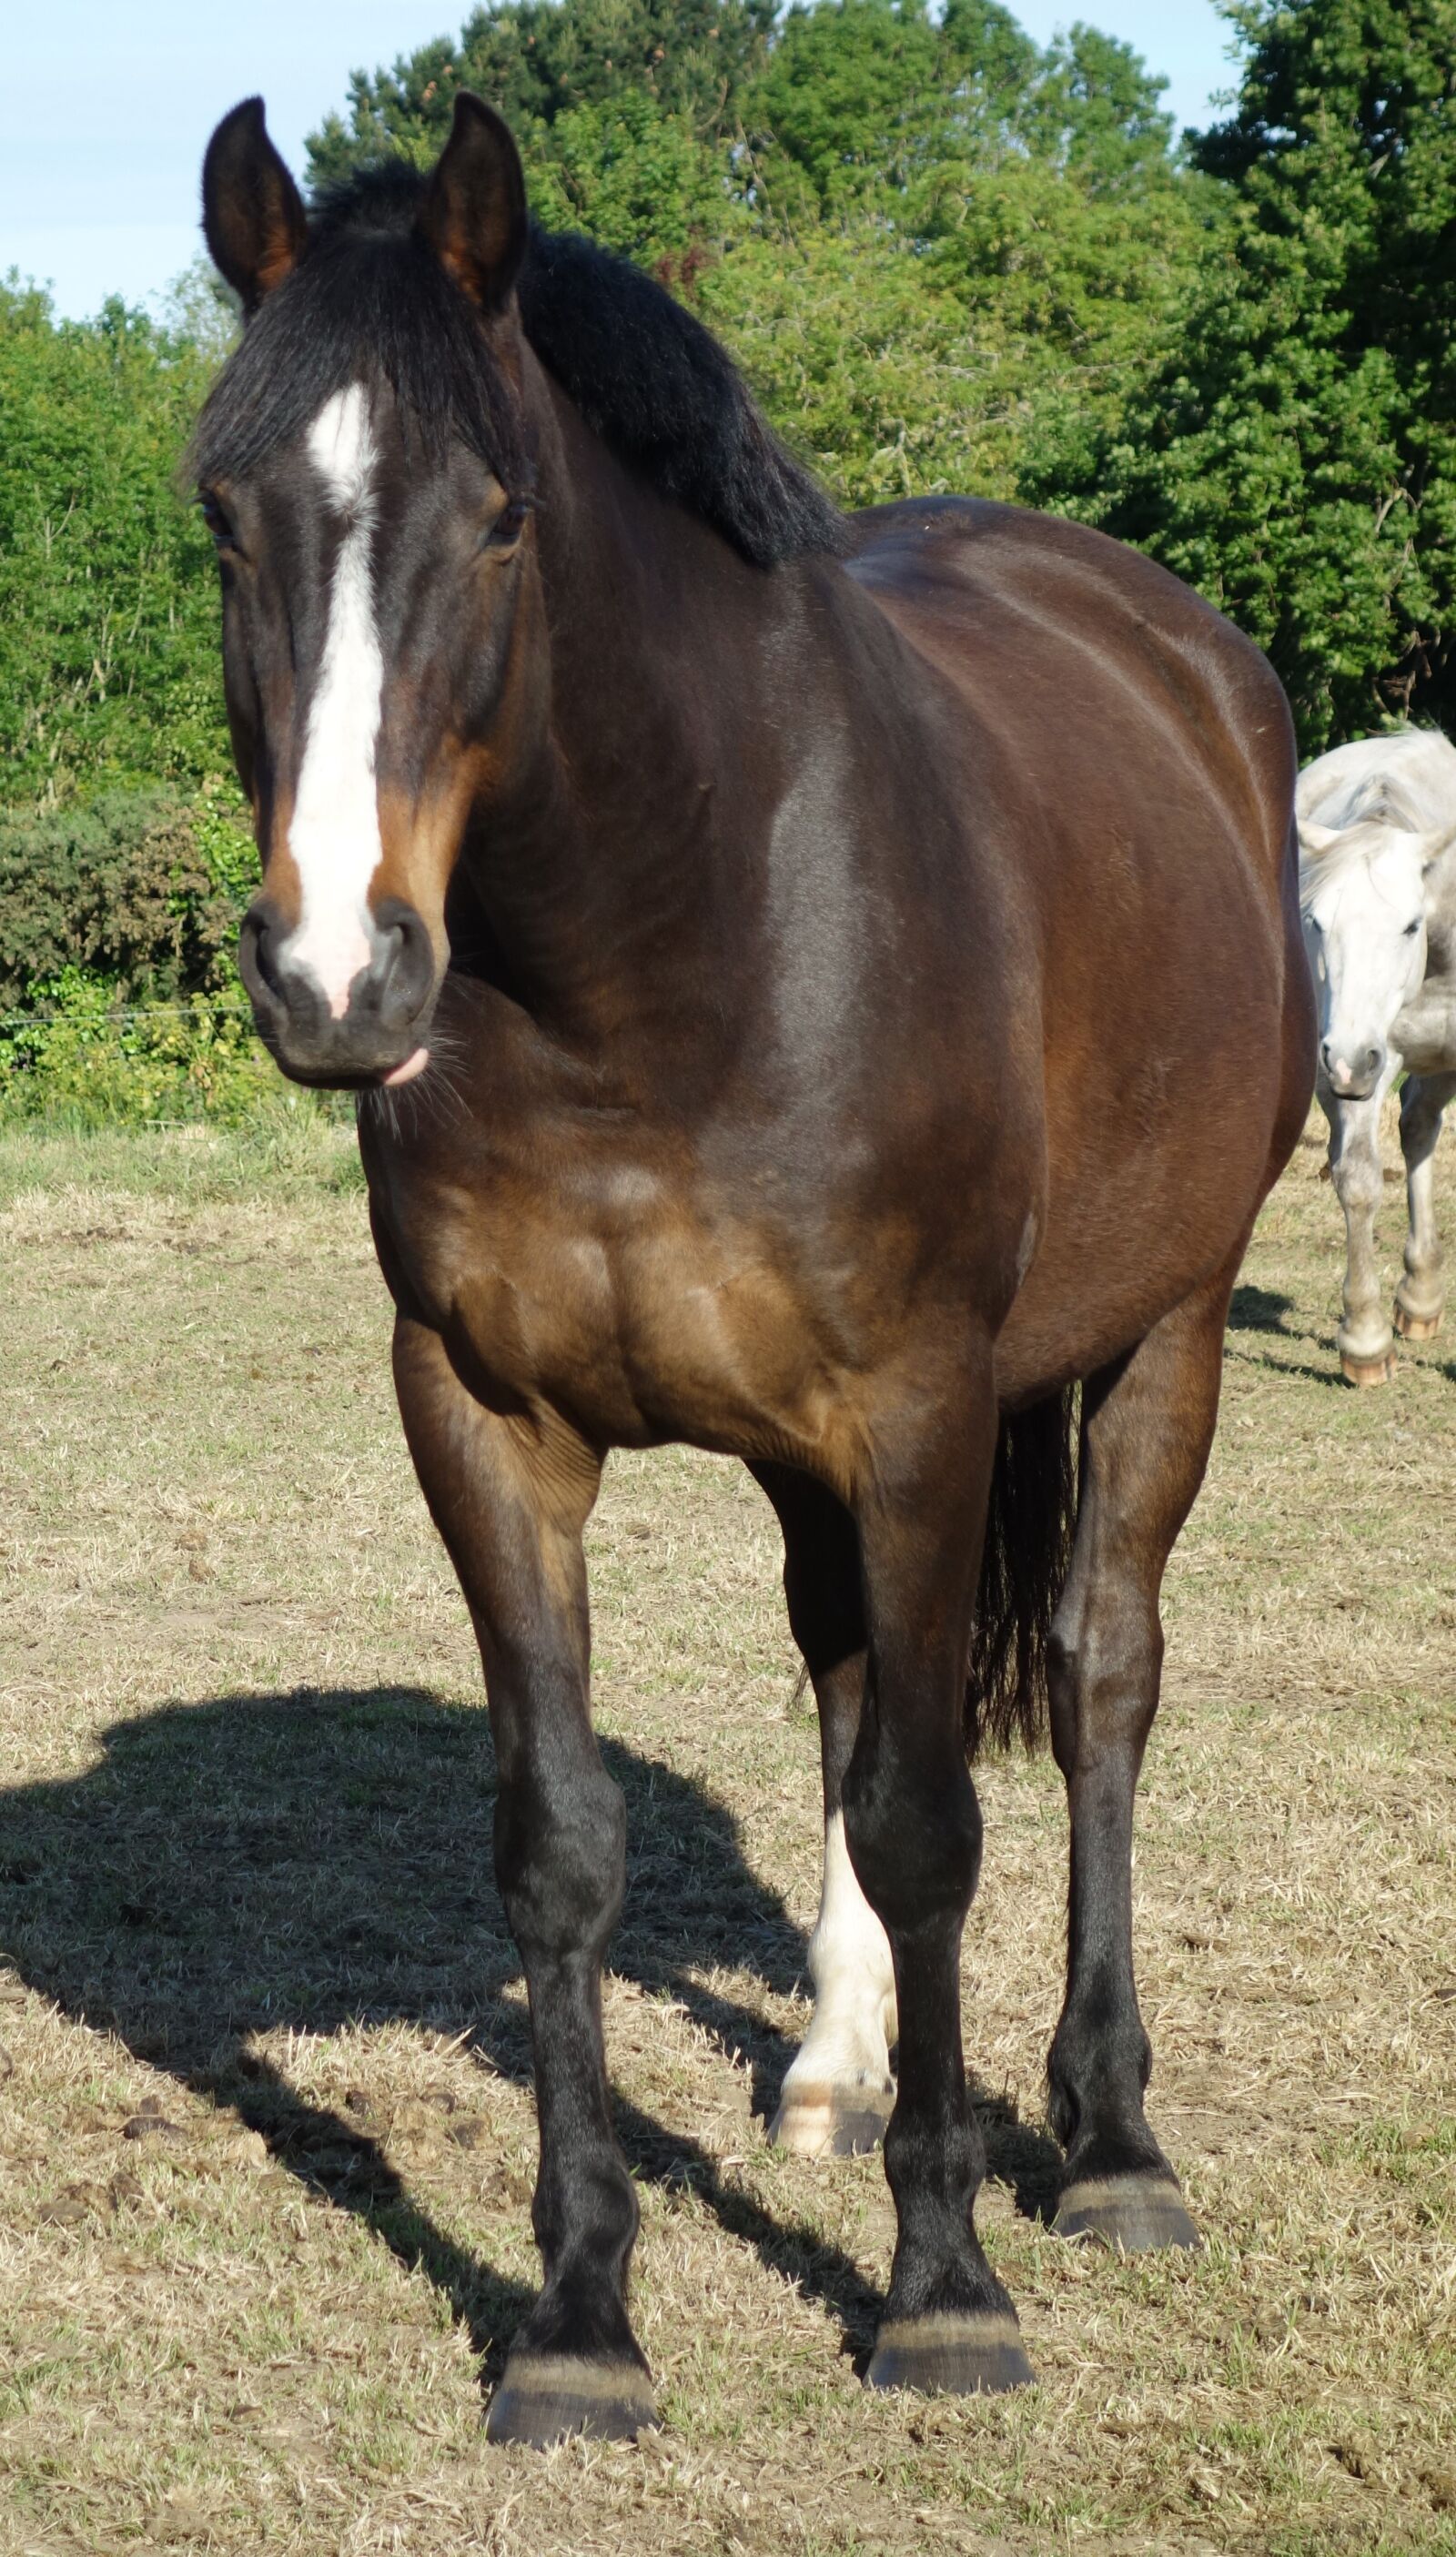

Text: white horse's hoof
xmin=768 ymin=2080 xmax=894 ymax=2158
xmin=1394 ymin=1303 xmax=1441 ymax=1341
xmin=1340 ymin=1348 xmax=1396 ymax=1386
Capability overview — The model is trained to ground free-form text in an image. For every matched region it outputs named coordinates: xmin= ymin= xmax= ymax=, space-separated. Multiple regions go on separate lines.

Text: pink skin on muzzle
xmin=382 ymin=1046 xmax=430 ymax=1088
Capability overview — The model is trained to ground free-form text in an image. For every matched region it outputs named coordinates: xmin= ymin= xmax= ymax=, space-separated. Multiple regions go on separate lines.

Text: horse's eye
xmin=478 ymin=500 xmax=530 ymax=556
xmin=1406 ymin=918 xmax=1422 ymax=935
xmin=199 ymin=491 xmax=238 ymax=550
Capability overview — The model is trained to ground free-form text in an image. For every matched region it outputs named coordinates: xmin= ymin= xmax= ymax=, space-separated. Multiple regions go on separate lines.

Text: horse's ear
xmin=1298 ymin=819 xmax=1340 ymax=860
xmin=417 ymin=94 xmax=527 ymax=311
xmin=203 ymin=98 xmax=308 ymax=315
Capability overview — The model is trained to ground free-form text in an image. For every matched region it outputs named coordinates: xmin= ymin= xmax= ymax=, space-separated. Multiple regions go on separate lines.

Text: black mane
xmin=192 ymin=161 xmax=844 ymax=570
xmin=518 ymin=225 xmax=845 ymax=567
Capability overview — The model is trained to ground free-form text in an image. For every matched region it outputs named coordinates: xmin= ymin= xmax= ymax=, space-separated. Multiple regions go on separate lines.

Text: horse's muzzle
xmin=238 ymin=894 xmax=440 ymax=1086
xmin=1320 ymin=1036 xmax=1385 ymax=1103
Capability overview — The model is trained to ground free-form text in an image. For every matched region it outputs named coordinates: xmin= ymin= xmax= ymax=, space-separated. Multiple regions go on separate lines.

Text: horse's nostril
xmin=239 ymin=903 xmax=286 ymax=1004
xmin=372 ymin=900 xmax=437 ymax=1032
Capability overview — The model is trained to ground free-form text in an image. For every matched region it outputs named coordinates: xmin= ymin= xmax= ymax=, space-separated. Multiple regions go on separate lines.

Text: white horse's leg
xmin=1323 ymin=1072 xmax=1399 ymax=1383
xmin=1395 ymin=1071 xmax=1456 ymax=1339
xmin=771 ymin=1805 xmax=897 ymax=2157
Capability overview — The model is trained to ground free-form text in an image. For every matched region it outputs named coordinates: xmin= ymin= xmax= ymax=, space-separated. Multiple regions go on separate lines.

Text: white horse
xmin=1299 ymin=729 xmax=1456 ymax=1383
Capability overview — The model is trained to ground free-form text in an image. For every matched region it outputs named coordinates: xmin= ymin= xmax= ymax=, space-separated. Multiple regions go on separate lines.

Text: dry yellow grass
xmin=0 ymin=1109 xmax=1452 ymax=2556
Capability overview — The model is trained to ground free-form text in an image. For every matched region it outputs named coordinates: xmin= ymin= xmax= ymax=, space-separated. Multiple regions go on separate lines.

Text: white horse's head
xmin=1299 ymin=814 xmax=1432 ymax=1101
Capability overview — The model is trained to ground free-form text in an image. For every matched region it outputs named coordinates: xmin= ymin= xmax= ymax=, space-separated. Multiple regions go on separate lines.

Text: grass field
xmin=0 ymin=1108 xmax=1452 ymax=2556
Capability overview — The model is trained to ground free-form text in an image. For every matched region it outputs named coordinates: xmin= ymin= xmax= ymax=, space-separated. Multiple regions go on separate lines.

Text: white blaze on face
xmin=283 ymin=384 xmax=385 ymax=1020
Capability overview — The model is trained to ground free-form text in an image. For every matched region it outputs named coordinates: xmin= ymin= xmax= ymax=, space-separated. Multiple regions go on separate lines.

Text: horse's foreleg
xmin=1046 ymin=1265 xmax=1232 ymax=2254
xmin=1323 ymin=1081 xmax=1396 ymax=1383
xmin=1395 ymin=1071 xmax=1456 ymax=1340
xmin=391 ymin=1317 xmax=653 ymax=2448
xmin=753 ymin=1467 xmax=895 ymax=2158
xmin=844 ymin=1353 xmax=1034 ymax=2398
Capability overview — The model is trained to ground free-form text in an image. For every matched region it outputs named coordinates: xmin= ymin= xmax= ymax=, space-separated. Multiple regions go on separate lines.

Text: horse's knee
xmin=843 ymin=1746 xmax=981 ymax=1933
xmin=1332 ymin=1150 xmax=1382 ymax=1218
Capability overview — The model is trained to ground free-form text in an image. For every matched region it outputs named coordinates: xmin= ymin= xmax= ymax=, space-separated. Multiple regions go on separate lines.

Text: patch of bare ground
xmin=0 ymin=1110 xmax=1451 ymax=2555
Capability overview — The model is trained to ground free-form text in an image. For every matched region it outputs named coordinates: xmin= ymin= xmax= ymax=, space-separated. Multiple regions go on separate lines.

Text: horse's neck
xmin=457 ymin=380 xmax=793 ymax=1043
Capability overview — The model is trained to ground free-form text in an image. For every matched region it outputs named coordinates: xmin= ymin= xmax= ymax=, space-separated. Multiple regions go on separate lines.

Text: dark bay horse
xmin=195 ymin=93 xmax=1314 ymax=2443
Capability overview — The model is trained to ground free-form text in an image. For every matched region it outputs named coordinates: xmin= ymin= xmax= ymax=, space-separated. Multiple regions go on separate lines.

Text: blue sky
xmin=2 ymin=1 xmax=1237 ymax=322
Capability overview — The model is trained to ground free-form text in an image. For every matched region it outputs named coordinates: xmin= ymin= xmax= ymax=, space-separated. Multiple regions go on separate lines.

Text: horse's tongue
xmin=382 ymin=1046 xmax=430 ymax=1088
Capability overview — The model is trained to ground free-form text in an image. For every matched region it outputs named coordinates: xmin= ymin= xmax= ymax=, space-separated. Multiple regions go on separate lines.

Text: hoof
xmin=769 ymin=2079 xmax=894 ymax=2158
xmin=1394 ymin=1304 xmax=1441 ymax=1341
xmin=1054 ymin=2174 xmax=1200 ymax=2253
xmin=866 ymin=2310 xmax=1034 ymax=2397
xmin=485 ymin=2351 xmax=658 ymax=2448
xmin=1340 ymin=1349 xmax=1396 ymax=1387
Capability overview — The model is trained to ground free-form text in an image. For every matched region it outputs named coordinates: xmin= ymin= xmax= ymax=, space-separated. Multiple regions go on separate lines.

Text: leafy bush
xmin=0 ymin=787 xmax=252 ymax=1011
xmin=0 ymin=784 xmax=267 ymax=1128
xmin=0 ymin=968 xmax=279 ymax=1130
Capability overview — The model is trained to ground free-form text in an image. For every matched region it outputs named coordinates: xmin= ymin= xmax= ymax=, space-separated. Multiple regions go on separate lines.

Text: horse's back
xmin=844 ymin=498 xmax=1295 ymax=874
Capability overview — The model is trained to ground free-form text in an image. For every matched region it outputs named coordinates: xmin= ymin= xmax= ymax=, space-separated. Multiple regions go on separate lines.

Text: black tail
xmin=966 ymin=1388 xmax=1079 ymax=1756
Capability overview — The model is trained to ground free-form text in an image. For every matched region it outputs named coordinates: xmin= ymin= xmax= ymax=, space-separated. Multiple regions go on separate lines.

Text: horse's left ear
xmin=202 ymin=97 xmax=308 ymax=314
xmin=417 ymin=94 xmax=527 ymax=311
xmin=1299 ymin=820 xmax=1339 ymax=860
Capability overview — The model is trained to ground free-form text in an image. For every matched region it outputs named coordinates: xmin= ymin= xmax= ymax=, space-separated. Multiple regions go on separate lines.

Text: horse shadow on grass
xmin=1226 ymin=1282 xmax=1349 ymax=1388
xmin=0 ymin=1683 xmax=1060 ymax=2386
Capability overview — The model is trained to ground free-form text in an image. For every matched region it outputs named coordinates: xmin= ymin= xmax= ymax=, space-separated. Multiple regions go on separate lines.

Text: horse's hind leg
xmin=844 ymin=1346 xmax=1034 ymax=2396
xmin=1394 ymin=1071 xmax=1456 ymax=1340
xmin=753 ymin=1467 xmax=896 ymax=2158
xmin=1047 ymin=1262 xmax=1237 ymax=2253
xmin=392 ymin=1318 xmax=654 ymax=2448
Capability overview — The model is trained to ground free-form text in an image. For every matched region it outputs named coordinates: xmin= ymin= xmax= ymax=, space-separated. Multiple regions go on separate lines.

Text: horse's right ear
xmin=202 ymin=98 xmax=308 ymax=315
xmin=417 ymin=94 xmax=527 ymax=311
xmin=1299 ymin=820 xmax=1340 ymax=860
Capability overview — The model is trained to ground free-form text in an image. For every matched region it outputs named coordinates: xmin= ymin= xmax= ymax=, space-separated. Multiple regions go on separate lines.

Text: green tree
xmin=525 ymin=89 xmax=744 ymax=263
xmin=307 ymin=0 xmax=775 ymax=186
xmin=0 ymin=281 xmax=229 ymax=799
xmin=1030 ymin=0 xmax=1456 ymax=750
xmin=722 ymin=3 xmax=1195 ymax=502
xmin=741 ymin=3 xmax=1170 ymax=213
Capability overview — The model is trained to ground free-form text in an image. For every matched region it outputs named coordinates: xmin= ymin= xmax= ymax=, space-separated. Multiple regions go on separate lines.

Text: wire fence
xmin=0 ymin=998 xmax=252 ymax=1034
xmin=0 ymin=992 xmax=285 ymax=1128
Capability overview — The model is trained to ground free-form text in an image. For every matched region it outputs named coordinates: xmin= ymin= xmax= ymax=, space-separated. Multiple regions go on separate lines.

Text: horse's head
xmin=195 ymin=96 xmax=541 ymax=1087
xmin=1299 ymin=813 xmax=1434 ymax=1101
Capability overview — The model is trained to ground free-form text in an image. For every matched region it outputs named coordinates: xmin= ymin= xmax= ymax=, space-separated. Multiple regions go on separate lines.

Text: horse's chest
xmin=401 ymin=1163 xmax=846 ymax=1463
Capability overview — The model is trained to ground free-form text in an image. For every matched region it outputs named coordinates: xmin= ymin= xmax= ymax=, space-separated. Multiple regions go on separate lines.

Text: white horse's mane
xmin=1297 ymin=811 xmax=1425 ymax=915
xmin=1297 ymin=738 xmax=1435 ymax=921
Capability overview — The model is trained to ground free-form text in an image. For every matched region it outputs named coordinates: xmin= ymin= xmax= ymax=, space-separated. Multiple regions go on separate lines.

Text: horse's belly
xmin=996 ymin=978 xmax=1290 ymax=1396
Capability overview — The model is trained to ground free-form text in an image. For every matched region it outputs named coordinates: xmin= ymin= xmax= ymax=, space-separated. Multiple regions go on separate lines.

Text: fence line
xmin=0 ymin=998 xmax=252 ymax=1034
